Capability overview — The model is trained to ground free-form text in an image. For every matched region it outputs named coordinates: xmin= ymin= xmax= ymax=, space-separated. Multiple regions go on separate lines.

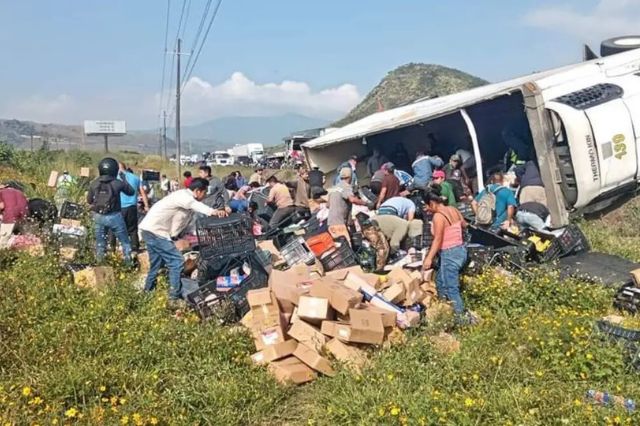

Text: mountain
xmin=0 ymin=113 xmax=328 ymax=154
xmin=333 ymin=63 xmax=488 ymax=127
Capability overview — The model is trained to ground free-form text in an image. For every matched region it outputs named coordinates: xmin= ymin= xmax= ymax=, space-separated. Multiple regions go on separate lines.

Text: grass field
xmin=2 ymin=148 xmax=640 ymax=425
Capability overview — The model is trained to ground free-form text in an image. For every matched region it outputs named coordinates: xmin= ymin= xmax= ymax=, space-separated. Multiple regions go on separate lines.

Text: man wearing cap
xmin=374 ymin=196 xmax=423 ymax=259
xmin=376 ymin=162 xmax=401 ymax=209
xmin=327 ymin=167 xmax=368 ymax=243
xmin=333 ymin=155 xmax=359 ymax=188
xmin=431 ymin=170 xmax=457 ymax=207
xmin=412 ymin=151 xmax=443 ymax=191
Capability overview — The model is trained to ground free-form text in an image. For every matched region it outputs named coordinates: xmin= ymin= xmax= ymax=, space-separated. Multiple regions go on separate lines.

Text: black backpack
xmin=93 ymin=181 xmax=115 ymax=214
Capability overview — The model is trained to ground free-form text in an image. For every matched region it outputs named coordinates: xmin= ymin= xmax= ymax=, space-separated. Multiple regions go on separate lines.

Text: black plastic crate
xmin=142 ymin=170 xmax=161 ymax=181
xmin=465 ymin=244 xmax=497 ymax=274
xmin=351 ymin=231 xmax=363 ymax=251
xmin=59 ymin=201 xmax=83 ymax=220
xmin=520 ymin=229 xmax=562 ymax=263
xmin=188 ymin=253 xmax=268 ymax=323
xmin=557 ymin=225 xmax=590 ymax=257
xmin=300 ymin=215 xmax=325 ymax=237
xmin=320 ymin=237 xmax=357 ymax=271
xmin=196 ymin=213 xmax=255 ymax=259
xmin=596 ymin=320 xmax=640 ymax=342
xmin=614 ymin=283 xmax=640 ymax=314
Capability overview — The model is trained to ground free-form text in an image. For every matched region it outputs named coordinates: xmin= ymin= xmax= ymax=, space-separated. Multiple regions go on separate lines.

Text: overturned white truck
xmin=303 ymin=37 xmax=640 ymax=228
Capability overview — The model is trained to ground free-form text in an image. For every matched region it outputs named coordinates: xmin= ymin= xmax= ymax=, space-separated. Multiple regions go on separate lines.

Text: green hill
xmin=334 ymin=63 xmax=488 ymax=127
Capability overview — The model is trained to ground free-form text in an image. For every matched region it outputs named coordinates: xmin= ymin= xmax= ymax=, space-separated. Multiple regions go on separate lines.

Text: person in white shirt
xmin=139 ymin=178 xmax=227 ymax=304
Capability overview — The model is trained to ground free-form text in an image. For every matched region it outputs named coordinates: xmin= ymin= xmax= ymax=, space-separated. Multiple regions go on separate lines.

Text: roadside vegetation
xmin=1 ymin=147 xmax=640 ymax=425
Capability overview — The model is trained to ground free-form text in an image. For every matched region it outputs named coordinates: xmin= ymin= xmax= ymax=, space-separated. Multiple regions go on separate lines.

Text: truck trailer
xmin=303 ymin=36 xmax=640 ymax=227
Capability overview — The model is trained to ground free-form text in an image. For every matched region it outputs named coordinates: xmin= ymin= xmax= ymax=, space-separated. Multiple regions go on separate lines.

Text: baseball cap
xmin=432 ymin=170 xmax=446 ymax=179
xmin=339 ymin=167 xmax=353 ymax=179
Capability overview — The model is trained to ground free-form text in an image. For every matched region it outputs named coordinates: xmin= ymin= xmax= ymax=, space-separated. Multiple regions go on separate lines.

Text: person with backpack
xmin=422 ymin=185 xmax=476 ymax=325
xmin=472 ymin=171 xmax=517 ymax=230
xmin=87 ymin=158 xmax=135 ymax=264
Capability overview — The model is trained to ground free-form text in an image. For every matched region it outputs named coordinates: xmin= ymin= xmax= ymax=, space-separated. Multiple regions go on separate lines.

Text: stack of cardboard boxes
xmin=241 ymin=262 xmax=443 ymax=385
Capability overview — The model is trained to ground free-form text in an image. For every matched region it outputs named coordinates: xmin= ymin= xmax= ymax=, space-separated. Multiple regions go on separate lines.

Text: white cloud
xmin=179 ymin=72 xmax=361 ymax=123
xmin=0 ymin=73 xmax=361 ymax=128
xmin=523 ymin=0 xmax=640 ymax=42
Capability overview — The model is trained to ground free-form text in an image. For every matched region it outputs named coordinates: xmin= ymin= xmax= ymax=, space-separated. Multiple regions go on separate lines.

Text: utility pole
xmin=162 ymin=110 xmax=167 ymax=160
xmin=104 ymin=134 xmax=109 ymax=153
xmin=176 ymin=38 xmax=182 ymax=181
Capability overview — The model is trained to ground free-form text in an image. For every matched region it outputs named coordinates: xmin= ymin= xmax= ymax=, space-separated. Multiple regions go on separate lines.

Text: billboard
xmin=84 ymin=120 xmax=126 ymax=135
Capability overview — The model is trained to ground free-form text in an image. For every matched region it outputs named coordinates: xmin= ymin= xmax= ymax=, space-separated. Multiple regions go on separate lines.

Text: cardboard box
xmin=326 ymin=338 xmax=368 ymax=370
xmin=60 ymin=218 xmax=82 ymax=227
xmin=342 ymin=272 xmax=377 ymax=299
xmin=309 ymin=278 xmax=363 ymax=315
xmin=258 ymin=240 xmax=284 ymax=263
xmin=248 ymin=288 xmax=274 ymax=308
xmin=80 ymin=167 xmax=91 ymax=178
xmin=251 ymin=340 xmax=298 ymax=365
xmin=403 ymin=286 xmax=426 ymax=307
xmin=361 ymin=305 xmax=397 ymax=328
xmin=419 ymin=293 xmax=433 ymax=308
xmin=47 ymin=170 xmax=59 ymax=187
xmin=632 ymin=268 xmax=640 ymax=287
xmin=254 ymin=325 xmax=286 ymax=350
xmin=287 ymin=320 xmax=327 ymax=352
xmin=241 ymin=310 xmax=253 ymax=329
xmin=297 ymin=296 xmax=331 ymax=324
xmin=335 ymin=309 xmax=385 ymax=345
xmin=397 ymin=311 xmax=421 ymax=329
xmin=293 ymin=343 xmax=335 ymax=376
xmin=420 ymin=281 xmax=437 ymax=296
xmin=382 ymin=283 xmax=405 ymax=304
xmin=73 ymin=266 xmax=115 ymax=291
xmin=268 ymin=357 xmax=317 ymax=385
xmin=320 ymin=320 xmax=348 ymax=337
xmin=269 ymin=269 xmax=314 ymax=309
xmin=59 ymin=246 xmax=78 ymax=261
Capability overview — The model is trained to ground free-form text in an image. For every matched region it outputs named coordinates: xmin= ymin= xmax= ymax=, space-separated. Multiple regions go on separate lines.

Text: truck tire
xmin=601 ymin=36 xmax=640 ymax=57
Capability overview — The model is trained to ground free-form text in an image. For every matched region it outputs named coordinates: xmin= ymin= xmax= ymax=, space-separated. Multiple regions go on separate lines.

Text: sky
xmin=0 ymin=0 xmax=639 ymax=130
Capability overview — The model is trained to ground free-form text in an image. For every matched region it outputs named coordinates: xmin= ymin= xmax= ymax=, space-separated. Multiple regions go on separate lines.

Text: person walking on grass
xmin=139 ymin=178 xmax=228 ymax=309
xmin=422 ymin=185 xmax=477 ymax=325
xmin=87 ymin=158 xmax=135 ymax=264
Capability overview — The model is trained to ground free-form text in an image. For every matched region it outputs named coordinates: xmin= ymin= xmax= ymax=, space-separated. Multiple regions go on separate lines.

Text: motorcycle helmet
xmin=98 ymin=157 xmax=119 ymax=177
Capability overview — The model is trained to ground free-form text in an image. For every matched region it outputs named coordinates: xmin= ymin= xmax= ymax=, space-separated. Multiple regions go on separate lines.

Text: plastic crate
xmin=196 ymin=213 xmax=255 ymax=259
xmin=556 ymin=225 xmax=590 ymax=256
xmin=521 ymin=229 xmax=562 ymax=263
xmin=188 ymin=253 xmax=268 ymax=323
xmin=350 ymin=231 xmax=364 ymax=251
xmin=614 ymin=283 xmax=640 ymax=314
xmin=319 ymin=237 xmax=357 ymax=271
xmin=280 ymin=236 xmax=316 ymax=267
xmin=596 ymin=320 xmax=640 ymax=342
xmin=305 ymin=232 xmax=335 ymax=257
xmin=300 ymin=216 xmax=324 ymax=237
xmin=59 ymin=201 xmax=83 ymax=220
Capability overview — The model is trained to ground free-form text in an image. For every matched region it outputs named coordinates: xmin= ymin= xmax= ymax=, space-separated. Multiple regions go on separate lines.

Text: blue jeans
xmin=229 ymin=199 xmax=248 ymax=212
xmin=516 ymin=211 xmax=546 ymax=231
xmin=436 ymin=245 xmax=467 ymax=315
xmin=141 ymin=230 xmax=184 ymax=300
xmin=94 ymin=212 xmax=132 ymax=263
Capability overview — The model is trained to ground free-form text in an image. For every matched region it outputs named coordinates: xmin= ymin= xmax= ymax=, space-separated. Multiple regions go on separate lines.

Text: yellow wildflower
xmin=22 ymin=387 xmax=32 ymax=397
xmin=65 ymin=407 xmax=78 ymax=418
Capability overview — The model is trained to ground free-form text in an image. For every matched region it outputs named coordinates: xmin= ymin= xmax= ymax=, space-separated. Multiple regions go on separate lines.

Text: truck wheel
xmin=601 ymin=36 xmax=640 ymax=57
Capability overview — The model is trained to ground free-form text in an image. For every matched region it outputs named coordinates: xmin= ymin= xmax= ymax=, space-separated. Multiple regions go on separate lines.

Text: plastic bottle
xmin=586 ymin=390 xmax=636 ymax=411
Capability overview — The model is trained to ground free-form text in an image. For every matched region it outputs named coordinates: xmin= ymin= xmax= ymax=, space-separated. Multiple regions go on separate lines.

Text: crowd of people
xmin=0 ymin=145 xmax=551 ymax=320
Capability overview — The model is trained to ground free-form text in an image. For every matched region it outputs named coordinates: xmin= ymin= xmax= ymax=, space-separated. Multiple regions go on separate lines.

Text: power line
xmin=181 ymin=0 xmax=223 ymax=90
xmin=181 ymin=0 xmax=213 ymax=82
xmin=157 ymin=0 xmax=172 ymax=129
xmin=175 ymin=0 xmax=188 ymax=41
xmin=179 ymin=0 xmax=192 ymax=39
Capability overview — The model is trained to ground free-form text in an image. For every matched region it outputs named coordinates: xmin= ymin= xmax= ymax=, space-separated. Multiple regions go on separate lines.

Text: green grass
xmin=2 ymin=149 xmax=640 ymax=425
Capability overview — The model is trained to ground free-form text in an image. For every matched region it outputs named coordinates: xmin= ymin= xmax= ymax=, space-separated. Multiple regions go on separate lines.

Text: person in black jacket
xmin=87 ymin=157 xmax=135 ymax=264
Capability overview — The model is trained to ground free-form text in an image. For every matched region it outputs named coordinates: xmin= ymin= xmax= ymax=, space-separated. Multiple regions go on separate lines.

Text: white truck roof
xmin=303 ymin=49 xmax=640 ymax=150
